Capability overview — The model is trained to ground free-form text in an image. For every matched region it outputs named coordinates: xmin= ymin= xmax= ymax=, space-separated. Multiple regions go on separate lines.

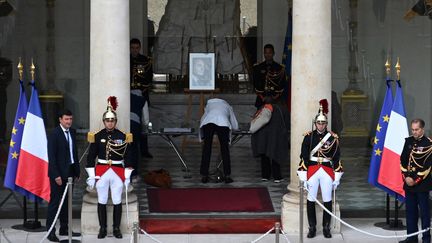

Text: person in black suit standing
xmin=46 ymin=109 xmax=81 ymax=242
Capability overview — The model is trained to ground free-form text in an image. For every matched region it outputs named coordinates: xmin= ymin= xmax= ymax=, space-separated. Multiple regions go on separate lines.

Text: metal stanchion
xmin=133 ymin=222 xmax=138 ymax=243
xmin=60 ymin=177 xmax=80 ymax=243
xmin=274 ymin=222 xmax=280 ymax=243
xmin=299 ymin=180 xmax=304 ymax=243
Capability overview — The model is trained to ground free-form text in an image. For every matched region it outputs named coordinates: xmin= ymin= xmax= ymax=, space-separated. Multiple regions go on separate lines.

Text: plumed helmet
xmin=315 ymin=99 xmax=328 ymax=123
xmin=102 ymin=96 xmax=118 ymax=120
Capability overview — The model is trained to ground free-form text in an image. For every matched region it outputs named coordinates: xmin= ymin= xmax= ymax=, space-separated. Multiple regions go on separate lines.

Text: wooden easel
xmin=182 ymin=88 xmax=220 ymax=152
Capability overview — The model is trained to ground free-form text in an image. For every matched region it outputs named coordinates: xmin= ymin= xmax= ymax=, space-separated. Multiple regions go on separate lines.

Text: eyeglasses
xmin=104 ymin=119 xmax=116 ymax=122
xmin=316 ymin=122 xmax=327 ymax=125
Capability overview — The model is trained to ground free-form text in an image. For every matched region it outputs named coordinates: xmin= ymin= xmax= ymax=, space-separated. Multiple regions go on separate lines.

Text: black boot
xmin=113 ymin=204 xmax=123 ymax=239
xmin=323 ymin=201 xmax=332 ymax=238
xmin=306 ymin=200 xmax=317 ymax=238
xmin=97 ymin=203 xmax=107 ymax=239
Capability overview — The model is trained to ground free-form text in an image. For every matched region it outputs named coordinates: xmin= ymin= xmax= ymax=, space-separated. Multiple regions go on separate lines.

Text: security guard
xmin=252 ymin=43 xmax=286 ymax=109
xmin=297 ymin=100 xmax=342 ymax=239
xmin=130 ymin=38 xmax=153 ymax=177
xmin=86 ymin=97 xmax=133 ymax=239
xmin=399 ymin=119 xmax=432 ymax=243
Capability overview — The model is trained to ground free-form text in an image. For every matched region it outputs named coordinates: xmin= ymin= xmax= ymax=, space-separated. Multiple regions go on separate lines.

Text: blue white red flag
xmin=15 ymin=80 xmax=50 ymax=202
xmin=378 ymin=80 xmax=408 ymax=198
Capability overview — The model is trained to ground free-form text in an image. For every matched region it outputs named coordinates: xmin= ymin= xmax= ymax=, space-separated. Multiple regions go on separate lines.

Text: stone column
xmin=84 ymin=0 xmax=137 ymax=235
xmin=281 ymin=0 xmax=339 ymax=234
xmin=89 ymin=0 xmax=130 ymax=132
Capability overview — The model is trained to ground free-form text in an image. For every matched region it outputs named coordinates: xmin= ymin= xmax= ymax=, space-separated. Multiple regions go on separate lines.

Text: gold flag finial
xmin=395 ymin=57 xmax=401 ymax=81
xmin=385 ymin=58 xmax=391 ymax=78
xmin=30 ymin=58 xmax=35 ymax=81
xmin=17 ymin=57 xmax=23 ymax=81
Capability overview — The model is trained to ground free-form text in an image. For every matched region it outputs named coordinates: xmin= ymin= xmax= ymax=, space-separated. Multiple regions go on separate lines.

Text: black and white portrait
xmin=189 ymin=53 xmax=215 ymax=90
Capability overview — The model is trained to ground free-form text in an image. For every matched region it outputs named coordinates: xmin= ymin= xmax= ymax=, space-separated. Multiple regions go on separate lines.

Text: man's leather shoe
xmin=306 ymin=226 xmax=316 ymax=238
xmin=47 ymin=233 xmax=60 ymax=242
xmin=59 ymin=230 xmax=81 ymax=237
xmin=224 ymin=176 xmax=234 ymax=183
xmin=323 ymin=227 xmax=332 ymax=238
xmin=113 ymin=227 xmax=122 ymax=239
xmin=97 ymin=227 xmax=107 ymax=239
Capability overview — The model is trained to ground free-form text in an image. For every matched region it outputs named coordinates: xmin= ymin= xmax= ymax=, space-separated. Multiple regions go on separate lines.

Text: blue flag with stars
xmin=367 ymin=80 xmax=404 ymax=201
xmin=3 ymin=79 xmax=42 ymax=201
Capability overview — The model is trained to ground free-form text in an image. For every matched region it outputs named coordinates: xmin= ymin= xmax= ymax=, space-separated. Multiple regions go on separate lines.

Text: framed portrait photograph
xmin=189 ymin=53 xmax=215 ymax=90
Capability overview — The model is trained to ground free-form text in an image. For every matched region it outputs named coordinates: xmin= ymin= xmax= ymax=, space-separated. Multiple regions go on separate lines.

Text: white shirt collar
xmin=60 ymin=124 xmax=69 ymax=132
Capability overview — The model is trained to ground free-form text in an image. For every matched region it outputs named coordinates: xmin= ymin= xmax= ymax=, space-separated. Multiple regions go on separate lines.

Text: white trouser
xmin=96 ymin=168 xmax=123 ymax=204
xmin=307 ymin=167 xmax=333 ymax=202
xmin=142 ymin=101 xmax=149 ymax=125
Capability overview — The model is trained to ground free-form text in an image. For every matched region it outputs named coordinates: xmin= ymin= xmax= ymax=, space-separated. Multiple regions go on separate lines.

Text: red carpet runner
xmin=147 ymin=187 xmax=274 ymax=213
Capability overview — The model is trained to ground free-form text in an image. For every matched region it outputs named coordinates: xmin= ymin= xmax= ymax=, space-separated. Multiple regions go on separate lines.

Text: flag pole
xmin=391 ymin=58 xmax=404 ymax=229
xmin=26 ymin=60 xmax=43 ymax=230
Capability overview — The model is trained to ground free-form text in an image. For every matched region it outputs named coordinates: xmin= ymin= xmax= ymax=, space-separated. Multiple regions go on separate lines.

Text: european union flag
xmin=367 ymin=79 xmax=404 ymax=201
xmin=281 ymin=8 xmax=292 ymax=110
xmin=3 ymin=79 xmax=42 ymax=202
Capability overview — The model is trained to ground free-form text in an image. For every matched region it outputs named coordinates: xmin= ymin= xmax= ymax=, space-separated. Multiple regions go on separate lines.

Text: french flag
xmin=15 ymin=80 xmax=51 ymax=202
xmin=377 ymin=80 xmax=408 ymax=197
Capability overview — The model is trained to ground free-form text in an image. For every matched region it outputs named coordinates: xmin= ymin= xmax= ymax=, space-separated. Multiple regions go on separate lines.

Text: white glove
xmin=124 ymin=167 xmax=134 ymax=188
xmin=297 ymin=171 xmax=307 ymax=182
xmin=332 ymin=180 xmax=340 ymax=190
xmin=124 ymin=178 xmax=130 ymax=189
xmin=333 ymin=172 xmax=344 ymax=190
xmin=85 ymin=167 xmax=96 ymax=190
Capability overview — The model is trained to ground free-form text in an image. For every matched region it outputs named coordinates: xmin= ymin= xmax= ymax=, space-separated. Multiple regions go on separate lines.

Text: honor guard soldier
xmin=252 ymin=43 xmax=286 ymax=109
xmin=130 ymin=38 xmax=153 ymax=181
xmin=252 ymin=44 xmax=288 ymax=181
xmin=399 ymin=119 xmax=432 ymax=243
xmin=86 ymin=97 xmax=133 ymax=239
xmin=297 ymin=99 xmax=343 ymax=239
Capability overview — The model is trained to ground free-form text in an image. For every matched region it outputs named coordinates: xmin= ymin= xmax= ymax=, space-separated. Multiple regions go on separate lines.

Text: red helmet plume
xmin=319 ymin=99 xmax=328 ymax=114
xmin=108 ymin=96 xmax=118 ymax=111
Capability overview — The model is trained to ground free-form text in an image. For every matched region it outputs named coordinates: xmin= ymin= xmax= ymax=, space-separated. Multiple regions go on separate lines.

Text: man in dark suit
xmin=46 ymin=109 xmax=81 ymax=242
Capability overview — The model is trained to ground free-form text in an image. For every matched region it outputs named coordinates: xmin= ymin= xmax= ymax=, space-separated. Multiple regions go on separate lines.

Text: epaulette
xmin=303 ymin=131 xmax=312 ymax=136
xmin=330 ymin=131 xmax=339 ymax=139
xmin=126 ymin=133 xmax=133 ymax=143
xmin=87 ymin=132 xmax=96 ymax=143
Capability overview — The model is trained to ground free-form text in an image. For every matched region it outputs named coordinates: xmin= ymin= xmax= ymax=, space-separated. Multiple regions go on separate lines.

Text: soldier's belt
xmin=310 ymin=157 xmax=331 ymax=163
xmin=98 ymin=159 xmax=124 ymax=166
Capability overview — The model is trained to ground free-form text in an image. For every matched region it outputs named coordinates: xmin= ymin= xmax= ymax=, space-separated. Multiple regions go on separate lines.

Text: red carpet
xmin=147 ymin=187 xmax=274 ymax=213
xmin=140 ymin=217 xmax=280 ymax=234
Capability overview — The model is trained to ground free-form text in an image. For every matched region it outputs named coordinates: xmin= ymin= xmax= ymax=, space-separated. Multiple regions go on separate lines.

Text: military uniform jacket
xmin=86 ymin=128 xmax=132 ymax=180
xmin=400 ymin=135 xmax=432 ymax=192
xmin=252 ymin=60 xmax=286 ymax=108
xmin=298 ymin=130 xmax=342 ymax=179
xmin=130 ymin=54 xmax=153 ymax=102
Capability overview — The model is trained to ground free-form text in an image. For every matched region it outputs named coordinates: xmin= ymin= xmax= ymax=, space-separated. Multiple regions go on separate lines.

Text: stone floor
xmin=0 ymin=218 xmax=416 ymax=243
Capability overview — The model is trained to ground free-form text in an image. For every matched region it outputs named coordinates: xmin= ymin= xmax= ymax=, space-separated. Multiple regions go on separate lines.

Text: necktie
xmin=65 ymin=130 xmax=73 ymax=164
xmin=65 ymin=130 xmax=70 ymax=144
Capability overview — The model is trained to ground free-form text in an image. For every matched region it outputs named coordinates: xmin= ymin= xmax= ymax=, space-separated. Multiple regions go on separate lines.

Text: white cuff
xmin=297 ymin=171 xmax=307 ymax=182
xmin=85 ymin=167 xmax=95 ymax=178
xmin=124 ymin=167 xmax=134 ymax=179
xmin=335 ymin=172 xmax=344 ymax=182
